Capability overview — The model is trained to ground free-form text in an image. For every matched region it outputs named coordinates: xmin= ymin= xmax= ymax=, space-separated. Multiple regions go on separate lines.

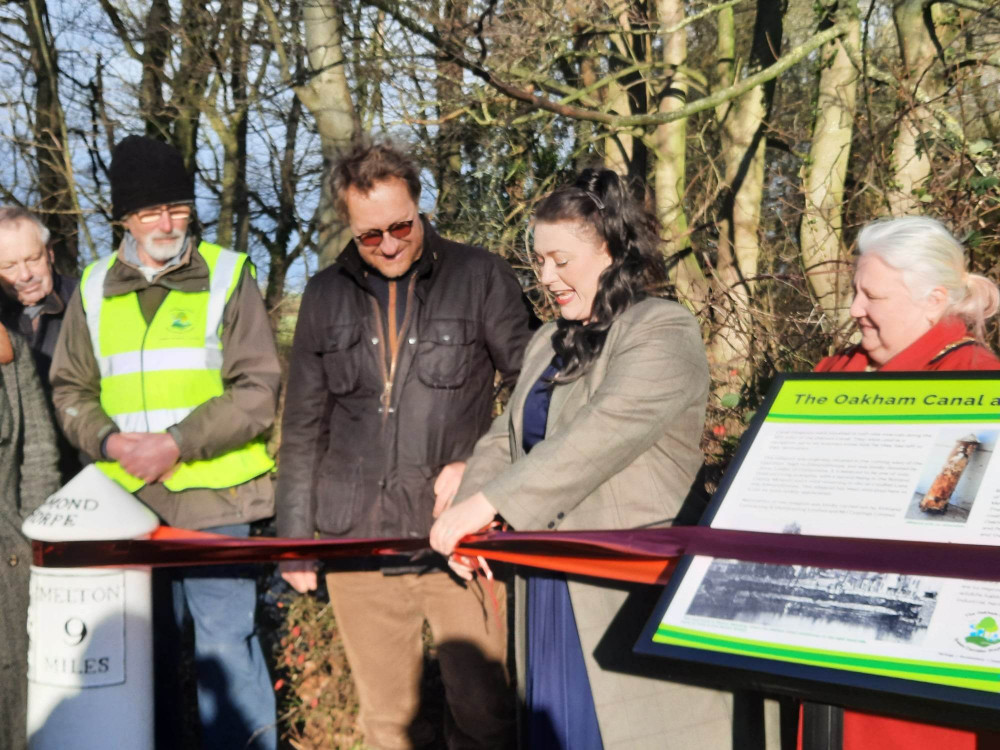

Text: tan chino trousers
xmin=326 ymin=569 xmax=513 ymax=750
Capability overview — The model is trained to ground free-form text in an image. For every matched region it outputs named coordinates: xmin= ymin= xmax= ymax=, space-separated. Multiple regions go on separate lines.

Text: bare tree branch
xmin=364 ymin=0 xmax=847 ymax=127
xmin=96 ymin=0 xmax=141 ymax=60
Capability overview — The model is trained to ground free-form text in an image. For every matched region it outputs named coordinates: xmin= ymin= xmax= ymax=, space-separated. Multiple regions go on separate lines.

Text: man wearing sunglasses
xmin=49 ymin=135 xmax=279 ymax=749
xmin=277 ymin=140 xmax=533 ymax=749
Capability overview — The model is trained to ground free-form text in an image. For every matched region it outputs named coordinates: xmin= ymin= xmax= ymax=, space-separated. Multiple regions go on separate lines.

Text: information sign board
xmin=637 ymin=373 xmax=1000 ymax=724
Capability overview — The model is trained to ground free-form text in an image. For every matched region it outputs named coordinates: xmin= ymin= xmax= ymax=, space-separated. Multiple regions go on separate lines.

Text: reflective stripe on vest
xmin=81 ymin=241 xmax=274 ymax=492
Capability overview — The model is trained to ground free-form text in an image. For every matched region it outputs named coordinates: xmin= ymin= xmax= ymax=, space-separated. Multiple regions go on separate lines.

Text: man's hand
xmin=106 ymin=432 xmax=180 ymax=483
xmin=104 ymin=432 xmax=142 ymax=461
xmin=429 ymin=491 xmax=498 ymax=556
xmin=280 ymin=561 xmax=318 ymax=593
xmin=432 ymin=461 xmax=467 ymax=518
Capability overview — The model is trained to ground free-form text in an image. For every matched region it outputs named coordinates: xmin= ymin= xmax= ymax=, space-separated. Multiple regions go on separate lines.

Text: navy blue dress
xmin=522 ymin=358 xmax=603 ymax=749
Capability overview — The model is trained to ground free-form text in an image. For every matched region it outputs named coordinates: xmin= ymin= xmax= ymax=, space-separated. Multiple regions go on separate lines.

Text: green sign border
xmin=654 ymin=624 xmax=1000 ymax=693
xmin=767 ymin=378 xmax=1000 ymax=423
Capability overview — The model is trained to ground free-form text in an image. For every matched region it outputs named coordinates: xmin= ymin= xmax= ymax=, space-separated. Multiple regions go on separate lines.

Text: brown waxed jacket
xmin=276 ymin=219 xmax=534 ymax=541
xmin=49 ymin=238 xmax=280 ymax=529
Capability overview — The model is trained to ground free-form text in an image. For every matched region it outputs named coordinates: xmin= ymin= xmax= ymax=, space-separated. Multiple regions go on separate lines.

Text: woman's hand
xmin=446 ymin=554 xmax=477 ymax=581
xmin=429 ymin=491 xmax=498 ymax=556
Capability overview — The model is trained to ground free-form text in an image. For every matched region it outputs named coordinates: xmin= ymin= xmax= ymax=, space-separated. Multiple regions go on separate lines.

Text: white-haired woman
xmin=818 ymin=215 xmax=1000 ymax=372
xmin=811 ymin=215 xmax=1000 ymax=748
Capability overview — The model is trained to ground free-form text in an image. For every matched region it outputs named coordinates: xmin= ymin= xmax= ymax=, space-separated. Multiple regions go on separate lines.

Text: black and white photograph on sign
xmin=904 ymin=428 xmax=998 ymax=524
xmin=686 ymin=558 xmax=941 ymax=646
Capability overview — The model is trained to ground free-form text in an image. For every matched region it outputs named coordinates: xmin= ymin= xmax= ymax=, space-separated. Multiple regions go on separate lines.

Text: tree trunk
xmin=232 ymin=5 xmax=250 ymax=254
xmin=210 ymin=126 xmax=240 ymax=249
xmin=888 ymin=0 xmax=955 ymax=214
xmin=25 ymin=0 xmax=85 ymax=271
xmin=433 ymin=0 xmax=468 ymax=232
xmin=296 ymin=0 xmax=358 ymax=268
xmin=603 ymin=1 xmax=635 ymax=173
xmin=171 ymin=0 xmax=214 ymax=175
xmin=708 ymin=0 xmax=785 ymax=382
xmin=654 ymin=0 xmax=707 ymax=308
xmin=800 ymin=0 xmax=859 ymax=338
xmin=263 ymin=88 xmax=307 ymax=317
xmin=139 ymin=0 xmax=171 ymax=141
xmin=208 ymin=0 xmax=248 ymax=251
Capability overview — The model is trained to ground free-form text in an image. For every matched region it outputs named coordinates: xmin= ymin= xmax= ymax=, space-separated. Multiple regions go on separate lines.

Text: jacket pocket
xmin=396 ymin=465 xmax=439 ymax=537
xmin=416 ymin=319 xmax=475 ymax=389
xmin=315 ymin=458 xmax=362 ymax=535
xmin=321 ymin=325 xmax=362 ymax=395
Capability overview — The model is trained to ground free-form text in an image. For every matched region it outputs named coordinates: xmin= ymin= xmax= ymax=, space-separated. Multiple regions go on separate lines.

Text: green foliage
xmin=968 ymin=140 xmax=994 ymax=156
xmin=968 ymin=176 xmax=1000 ymax=196
xmin=720 ymin=392 xmax=741 ymax=408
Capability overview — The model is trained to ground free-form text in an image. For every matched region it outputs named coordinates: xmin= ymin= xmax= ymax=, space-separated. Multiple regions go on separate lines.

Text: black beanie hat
xmin=110 ymin=135 xmax=194 ymax=221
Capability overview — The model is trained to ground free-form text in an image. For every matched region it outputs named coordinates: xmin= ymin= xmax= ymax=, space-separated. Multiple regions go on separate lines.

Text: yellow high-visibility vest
xmin=80 ymin=241 xmax=274 ymax=492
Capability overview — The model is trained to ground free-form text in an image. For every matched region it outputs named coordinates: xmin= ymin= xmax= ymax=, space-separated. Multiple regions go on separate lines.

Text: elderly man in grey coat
xmin=0 ymin=322 xmax=60 ymax=750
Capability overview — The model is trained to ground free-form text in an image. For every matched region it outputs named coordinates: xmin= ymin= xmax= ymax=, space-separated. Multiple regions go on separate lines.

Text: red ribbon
xmin=31 ymin=526 xmax=430 ymax=568
xmin=460 ymin=527 xmax=1000 ymax=583
xmin=31 ymin=525 xmax=1000 ymax=586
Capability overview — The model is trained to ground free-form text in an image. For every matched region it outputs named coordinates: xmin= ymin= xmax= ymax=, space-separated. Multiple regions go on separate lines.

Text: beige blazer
xmin=459 ymin=297 xmax=733 ymax=750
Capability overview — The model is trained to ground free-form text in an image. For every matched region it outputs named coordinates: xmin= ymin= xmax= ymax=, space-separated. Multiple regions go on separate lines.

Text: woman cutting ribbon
xmin=430 ymin=169 xmax=732 ymax=749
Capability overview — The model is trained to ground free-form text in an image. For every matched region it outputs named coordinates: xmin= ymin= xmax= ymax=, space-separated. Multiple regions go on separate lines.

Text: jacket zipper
xmin=370 ymin=297 xmax=392 ymax=426
xmin=369 ymin=274 xmax=418 ymax=427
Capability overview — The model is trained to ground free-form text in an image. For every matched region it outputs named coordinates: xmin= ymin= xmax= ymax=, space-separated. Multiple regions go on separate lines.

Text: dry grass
xmin=272 ymin=592 xmax=365 ymax=749
xmin=267 ymin=580 xmax=446 ymax=750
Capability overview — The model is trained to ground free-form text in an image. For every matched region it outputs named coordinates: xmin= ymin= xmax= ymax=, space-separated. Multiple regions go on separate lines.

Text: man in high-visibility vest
xmin=50 ymin=135 xmax=280 ymax=749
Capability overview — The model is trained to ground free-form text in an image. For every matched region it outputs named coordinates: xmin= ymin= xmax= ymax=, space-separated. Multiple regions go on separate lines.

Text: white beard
xmin=138 ymin=231 xmax=186 ymax=262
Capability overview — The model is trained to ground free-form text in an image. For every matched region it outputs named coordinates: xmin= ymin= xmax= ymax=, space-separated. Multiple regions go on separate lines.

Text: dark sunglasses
xmin=355 ymin=220 xmax=414 ymax=247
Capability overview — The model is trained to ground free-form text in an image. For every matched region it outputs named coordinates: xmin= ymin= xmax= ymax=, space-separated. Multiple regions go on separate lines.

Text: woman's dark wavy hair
xmin=535 ymin=168 xmax=669 ymax=382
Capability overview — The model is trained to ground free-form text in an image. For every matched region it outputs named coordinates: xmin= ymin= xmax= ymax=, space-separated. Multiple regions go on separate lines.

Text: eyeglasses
xmin=354 ymin=220 xmax=414 ymax=247
xmin=133 ymin=204 xmax=193 ymax=224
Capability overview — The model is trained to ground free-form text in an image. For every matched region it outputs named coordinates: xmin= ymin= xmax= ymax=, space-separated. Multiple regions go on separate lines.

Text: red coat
xmin=816 ymin=316 xmax=1000 ymax=373
xmin=805 ymin=316 xmax=1000 ymax=749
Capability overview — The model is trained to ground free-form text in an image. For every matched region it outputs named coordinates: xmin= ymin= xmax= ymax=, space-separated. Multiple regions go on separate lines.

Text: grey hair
xmin=857 ymin=216 xmax=999 ymax=342
xmin=0 ymin=206 xmax=50 ymax=247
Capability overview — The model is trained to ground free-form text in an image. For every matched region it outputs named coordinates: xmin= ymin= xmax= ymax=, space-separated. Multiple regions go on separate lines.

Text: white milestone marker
xmin=22 ymin=465 xmax=159 ymax=750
